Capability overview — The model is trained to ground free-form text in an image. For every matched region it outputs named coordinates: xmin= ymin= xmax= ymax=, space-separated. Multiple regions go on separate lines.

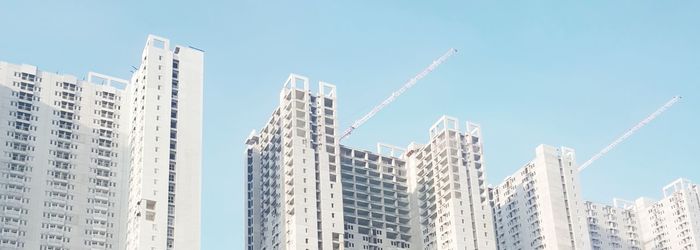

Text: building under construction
xmin=244 ymin=77 xmax=495 ymax=250
xmin=243 ymin=46 xmax=694 ymax=250
xmin=244 ymin=79 xmax=698 ymax=250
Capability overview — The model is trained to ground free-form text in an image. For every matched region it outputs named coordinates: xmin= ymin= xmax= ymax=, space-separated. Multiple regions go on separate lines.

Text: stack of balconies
xmin=1 ymin=74 xmax=39 ymax=249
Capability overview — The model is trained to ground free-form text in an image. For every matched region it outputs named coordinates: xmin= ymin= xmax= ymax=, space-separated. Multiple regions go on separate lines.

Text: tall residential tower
xmin=0 ymin=34 xmax=202 ymax=250
xmin=244 ymin=76 xmax=345 ymax=250
xmin=126 ymin=35 xmax=203 ymax=250
xmin=0 ymin=63 xmax=130 ymax=250
xmin=339 ymin=144 xmax=412 ymax=249
xmin=245 ymin=76 xmax=496 ymax=250
xmin=405 ymin=116 xmax=495 ymax=250
xmin=633 ymin=179 xmax=700 ymax=250
xmin=491 ymin=145 xmax=591 ymax=250
xmin=585 ymin=199 xmax=642 ymax=250
xmin=584 ymin=179 xmax=700 ymax=250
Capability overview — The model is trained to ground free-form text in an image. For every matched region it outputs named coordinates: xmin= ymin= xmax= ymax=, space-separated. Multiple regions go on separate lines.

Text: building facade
xmin=246 ymin=79 xmax=496 ymax=250
xmin=340 ymin=145 xmax=412 ymax=249
xmin=405 ymin=116 xmax=496 ymax=250
xmin=585 ymin=179 xmax=700 ymax=250
xmin=0 ymin=34 xmax=202 ymax=250
xmin=244 ymin=76 xmax=345 ymax=250
xmin=585 ymin=199 xmax=642 ymax=250
xmin=633 ymin=179 xmax=700 ymax=250
xmin=0 ymin=63 xmax=129 ymax=249
xmin=125 ymin=35 xmax=203 ymax=250
xmin=491 ymin=145 xmax=590 ymax=250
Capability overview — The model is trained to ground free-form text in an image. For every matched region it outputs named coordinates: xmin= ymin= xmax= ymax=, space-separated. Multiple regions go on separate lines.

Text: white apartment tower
xmin=634 ymin=179 xmax=700 ymax=250
xmin=405 ymin=116 xmax=496 ymax=250
xmin=585 ymin=179 xmax=700 ymax=250
xmin=0 ymin=63 xmax=130 ymax=249
xmin=339 ymin=145 xmax=412 ymax=249
xmin=246 ymin=82 xmax=497 ymax=250
xmin=491 ymin=145 xmax=590 ymax=250
xmin=125 ymin=35 xmax=203 ymax=250
xmin=244 ymin=75 xmax=345 ymax=250
xmin=585 ymin=200 xmax=642 ymax=250
xmin=0 ymin=35 xmax=202 ymax=250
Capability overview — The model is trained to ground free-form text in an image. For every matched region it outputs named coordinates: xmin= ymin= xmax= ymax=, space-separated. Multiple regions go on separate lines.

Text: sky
xmin=1 ymin=1 xmax=698 ymax=249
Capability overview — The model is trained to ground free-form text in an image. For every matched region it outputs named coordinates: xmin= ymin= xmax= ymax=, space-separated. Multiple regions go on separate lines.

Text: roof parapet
xmin=429 ymin=115 xmax=459 ymax=139
xmin=88 ymin=72 xmax=129 ymax=90
xmin=663 ymin=178 xmax=694 ymax=198
xmin=377 ymin=143 xmax=405 ymax=158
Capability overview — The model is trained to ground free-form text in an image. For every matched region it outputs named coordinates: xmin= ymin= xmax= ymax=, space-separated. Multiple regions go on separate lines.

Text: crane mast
xmin=578 ymin=96 xmax=682 ymax=171
xmin=339 ymin=48 xmax=458 ymax=141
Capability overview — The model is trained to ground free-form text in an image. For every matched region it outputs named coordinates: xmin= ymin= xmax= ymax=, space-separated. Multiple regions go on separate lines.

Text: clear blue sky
xmin=1 ymin=1 xmax=698 ymax=248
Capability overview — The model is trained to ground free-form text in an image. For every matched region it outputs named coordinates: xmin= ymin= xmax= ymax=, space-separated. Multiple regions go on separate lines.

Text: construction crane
xmin=339 ymin=48 xmax=458 ymax=141
xmin=578 ymin=95 xmax=682 ymax=172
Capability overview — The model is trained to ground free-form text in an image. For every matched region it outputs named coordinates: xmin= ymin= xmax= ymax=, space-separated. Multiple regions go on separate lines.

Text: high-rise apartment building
xmin=491 ymin=145 xmax=590 ymax=250
xmin=585 ymin=179 xmax=700 ymax=250
xmin=339 ymin=145 xmax=412 ymax=249
xmin=585 ymin=199 xmax=642 ymax=250
xmin=245 ymin=77 xmax=496 ymax=250
xmin=0 ymin=34 xmax=202 ymax=250
xmin=633 ymin=179 xmax=700 ymax=250
xmin=244 ymin=76 xmax=344 ymax=250
xmin=125 ymin=35 xmax=203 ymax=250
xmin=405 ymin=116 xmax=495 ymax=250
xmin=0 ymin=62 xmax=130 ymax=250
xmin=245 ymin=74 xmax=700 ymax=250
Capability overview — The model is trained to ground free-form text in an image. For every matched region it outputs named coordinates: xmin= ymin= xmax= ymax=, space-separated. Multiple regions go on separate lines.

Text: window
xmin=146 ymin=211 xmax=155 ymax=221
xmin=17 ymin=101 xmax=32 ymax=111
xmin=146 ymin=200 xmax=156 ymax=210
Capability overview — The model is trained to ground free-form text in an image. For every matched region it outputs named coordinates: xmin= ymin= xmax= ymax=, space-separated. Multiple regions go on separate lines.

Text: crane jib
xmin=339 ymin=48 xmax=458 ymax=141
